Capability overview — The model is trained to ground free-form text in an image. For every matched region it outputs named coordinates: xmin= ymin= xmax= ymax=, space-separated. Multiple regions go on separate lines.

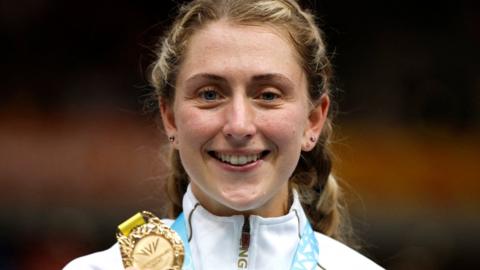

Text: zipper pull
xmin=241 ymin=216 xmax=250 ymax=250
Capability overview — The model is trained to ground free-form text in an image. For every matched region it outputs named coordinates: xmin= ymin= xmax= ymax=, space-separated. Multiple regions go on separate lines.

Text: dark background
xmin=1 ymin=0 xmax=479 ymax=269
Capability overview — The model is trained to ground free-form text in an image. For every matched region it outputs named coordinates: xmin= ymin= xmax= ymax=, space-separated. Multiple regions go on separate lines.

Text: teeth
xmin=215 ymin=152 xmax=262 ymax=165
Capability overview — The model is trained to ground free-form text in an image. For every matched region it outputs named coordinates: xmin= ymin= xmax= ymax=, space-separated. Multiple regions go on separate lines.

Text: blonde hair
xmin=150 ymin=0 xmax=354 ymax=245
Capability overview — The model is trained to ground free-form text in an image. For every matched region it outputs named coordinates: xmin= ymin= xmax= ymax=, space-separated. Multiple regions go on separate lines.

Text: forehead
xmin=178 ymin=20 xmax=304 ymax=80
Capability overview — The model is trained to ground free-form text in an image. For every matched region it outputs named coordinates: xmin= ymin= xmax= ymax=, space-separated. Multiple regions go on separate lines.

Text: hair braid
xmin=164 ymin=150 xmax=189 ymax=218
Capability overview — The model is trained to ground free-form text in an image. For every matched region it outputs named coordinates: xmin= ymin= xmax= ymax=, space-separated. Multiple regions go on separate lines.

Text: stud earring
xmin=168 ymin=136 xmax=175 ymax=142
xmin=309 ymin=136 xmax=316 ymax=143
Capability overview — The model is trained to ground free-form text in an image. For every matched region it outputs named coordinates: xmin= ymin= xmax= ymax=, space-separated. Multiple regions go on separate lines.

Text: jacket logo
xmin=237 ymin=247 xmax=248 ymax=269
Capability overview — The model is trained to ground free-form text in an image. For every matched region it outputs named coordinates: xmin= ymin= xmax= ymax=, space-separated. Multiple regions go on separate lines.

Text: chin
xmin=219 ymin=191 xmax=265 ymax=212
xmin=223 ymin=202 xmax=262 ymax=214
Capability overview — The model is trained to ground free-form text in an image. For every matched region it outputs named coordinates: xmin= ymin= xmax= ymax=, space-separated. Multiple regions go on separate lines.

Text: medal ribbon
xmin=171 ymin=213 xmax=320 ymax=270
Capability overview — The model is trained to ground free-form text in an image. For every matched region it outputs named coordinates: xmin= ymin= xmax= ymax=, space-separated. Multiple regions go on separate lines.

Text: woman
xmin=65 ymin=0 xmax=383 ymax=269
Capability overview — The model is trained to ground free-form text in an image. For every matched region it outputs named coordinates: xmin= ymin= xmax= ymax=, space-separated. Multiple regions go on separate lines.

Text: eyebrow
xmin=185 ymin=73 xmax=294 ymax=87
xmin=185 ymin=73 xmax=227 ymax=85
xmin=251 ymin=73 xmax=294 ymax=88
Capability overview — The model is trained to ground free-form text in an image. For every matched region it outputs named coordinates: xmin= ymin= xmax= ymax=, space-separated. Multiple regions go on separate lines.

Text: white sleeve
xmin=63 ymin=243 xmax=124 ymax=270
xmin=315 ymin=233 xmax=385 ymax=270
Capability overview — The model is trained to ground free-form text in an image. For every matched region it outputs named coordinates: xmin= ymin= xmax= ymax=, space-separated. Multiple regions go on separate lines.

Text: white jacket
xmin=64 ymin=187 xmax=384 ymax=270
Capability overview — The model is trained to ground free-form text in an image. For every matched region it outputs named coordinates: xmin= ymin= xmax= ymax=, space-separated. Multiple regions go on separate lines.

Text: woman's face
xmin=161 ymin=21 xmax=329 ymax=217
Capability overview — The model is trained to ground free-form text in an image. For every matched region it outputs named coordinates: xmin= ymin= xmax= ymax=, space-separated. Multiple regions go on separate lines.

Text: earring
xmin=168 ymin=136 xmax=175 ymax=142
xmin=309 ymin=136 xmax=316 ymax=143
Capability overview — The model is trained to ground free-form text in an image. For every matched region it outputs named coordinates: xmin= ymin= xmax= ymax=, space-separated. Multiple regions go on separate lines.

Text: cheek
xmin=258 ymin=108 xmax=307 ymax=144
xmin=176 ymin=107 xmax=221 ymax=139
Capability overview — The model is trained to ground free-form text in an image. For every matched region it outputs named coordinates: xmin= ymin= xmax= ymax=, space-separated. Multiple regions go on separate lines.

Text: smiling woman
xmin=164 ymin=22 xmax=318 ymax=218
xmin=64 ymin=0 xmax=384 ymax=269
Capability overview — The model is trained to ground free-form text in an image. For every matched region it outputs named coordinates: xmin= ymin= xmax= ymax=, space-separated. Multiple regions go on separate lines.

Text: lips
xmin=208 ymin=150 xmax=270 ymax=166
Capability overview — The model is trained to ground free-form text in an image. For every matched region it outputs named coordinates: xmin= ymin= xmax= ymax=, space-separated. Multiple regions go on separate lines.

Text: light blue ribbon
xmin=171 ymin=213 xmax=320 ymax=270
xmin=171 ymin=213 xmax=194 ymax=270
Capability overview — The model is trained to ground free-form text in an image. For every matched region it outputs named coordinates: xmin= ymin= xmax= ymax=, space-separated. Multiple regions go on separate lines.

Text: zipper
xmin=241 ymin=216 xmax=250 ymax=250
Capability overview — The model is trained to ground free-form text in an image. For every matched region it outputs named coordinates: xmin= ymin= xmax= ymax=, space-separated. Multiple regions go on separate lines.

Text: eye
xmin=260 ymin=92 xmax=278 ymax=100
xmin=258 ymin=91 xmax=280 ymax=101
xmin=199 ymin=88 xmax=220 ymax=101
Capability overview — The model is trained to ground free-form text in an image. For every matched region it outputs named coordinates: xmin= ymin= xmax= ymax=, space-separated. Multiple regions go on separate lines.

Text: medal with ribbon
xmin=117 ymin=211 xmax=320 ymax=270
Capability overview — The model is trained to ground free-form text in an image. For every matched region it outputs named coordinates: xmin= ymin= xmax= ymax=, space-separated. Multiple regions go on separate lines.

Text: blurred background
xmin=1 ymin=0 xmax=479 ymax=269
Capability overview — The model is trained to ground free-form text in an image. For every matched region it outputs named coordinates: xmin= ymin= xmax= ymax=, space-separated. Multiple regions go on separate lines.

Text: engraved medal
xmin=116 ymin=211 xmax=184 ymax=270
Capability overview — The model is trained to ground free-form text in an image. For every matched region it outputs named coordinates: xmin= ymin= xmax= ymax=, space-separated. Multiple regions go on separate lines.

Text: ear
xmin=159 ymin=98 xmax=178 ymax=147
xmin=301 ymin=94 xmax=330 ymax=152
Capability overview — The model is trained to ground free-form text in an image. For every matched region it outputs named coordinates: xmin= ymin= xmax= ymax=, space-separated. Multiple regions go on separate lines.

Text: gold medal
xmin=116 ymin=211 xmax=184 ymax=270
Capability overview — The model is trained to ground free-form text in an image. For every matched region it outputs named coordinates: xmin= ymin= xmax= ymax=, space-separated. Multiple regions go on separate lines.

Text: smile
xmin=208 ymin=151 xmax=270 ymax=166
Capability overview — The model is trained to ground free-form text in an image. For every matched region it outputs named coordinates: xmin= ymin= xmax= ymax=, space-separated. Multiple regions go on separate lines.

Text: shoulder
xmin=315 ymin=232 xmax=384 ymax=270
xmin=62 ymin=219 xmax=174 ymax=270
xmin=63 ymin=243 xmax=123 ymax=270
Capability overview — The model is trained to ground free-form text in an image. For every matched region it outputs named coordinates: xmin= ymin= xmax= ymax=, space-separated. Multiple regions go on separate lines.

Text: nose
xmin=222 ymin=95 xmax=256 ymax=141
